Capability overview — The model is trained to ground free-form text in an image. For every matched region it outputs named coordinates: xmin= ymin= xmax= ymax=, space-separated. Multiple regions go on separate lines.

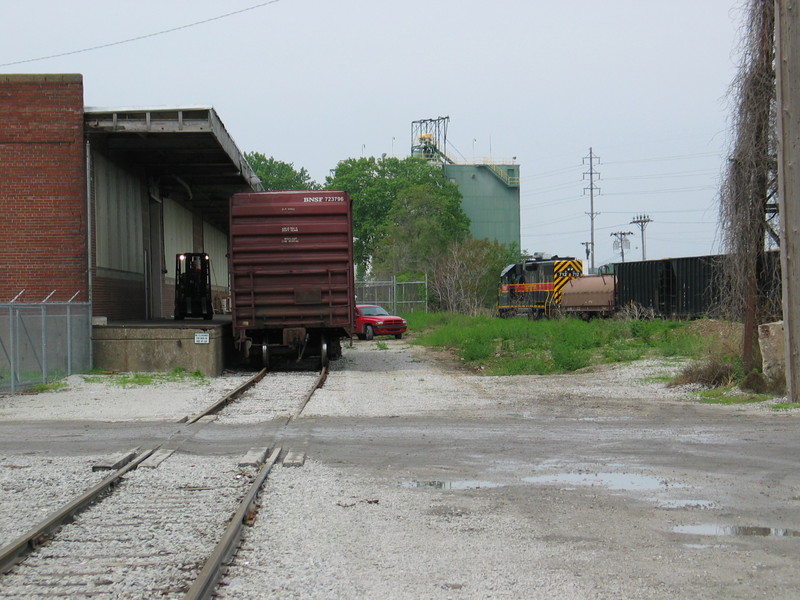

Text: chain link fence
xmin=0 ymin=302 xmax=92 ymax=393
xmin=355 ymin=277 xmax=428 ymax=314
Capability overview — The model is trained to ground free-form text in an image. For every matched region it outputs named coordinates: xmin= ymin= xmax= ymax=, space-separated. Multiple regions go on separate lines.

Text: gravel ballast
xmin=2 ymin=339 xmax=800 ymax=599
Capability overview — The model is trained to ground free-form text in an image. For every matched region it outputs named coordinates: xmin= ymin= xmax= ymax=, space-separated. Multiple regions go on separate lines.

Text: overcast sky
xmin=2 ymin=0 xmax=746 ymax=265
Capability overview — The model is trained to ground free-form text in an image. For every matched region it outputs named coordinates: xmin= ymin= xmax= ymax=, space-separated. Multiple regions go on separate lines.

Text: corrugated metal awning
xmin=84 ymin=106 xmax=263 ymax=231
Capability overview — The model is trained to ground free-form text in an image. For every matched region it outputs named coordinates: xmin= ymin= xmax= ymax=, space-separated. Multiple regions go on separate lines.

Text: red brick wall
xmin=0 ymin=74 xmax=87 ymax=303
xmin=93 ymin=275 xmax=146 ymax=321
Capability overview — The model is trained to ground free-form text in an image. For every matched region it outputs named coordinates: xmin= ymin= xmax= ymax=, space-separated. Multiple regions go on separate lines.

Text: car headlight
xmin=375 ymin=321 xmax=384 ymax=325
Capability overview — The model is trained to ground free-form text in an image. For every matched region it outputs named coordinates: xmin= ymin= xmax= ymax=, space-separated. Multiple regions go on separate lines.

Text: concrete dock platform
xmin=92 ymin=318 xmax=233 ymax=376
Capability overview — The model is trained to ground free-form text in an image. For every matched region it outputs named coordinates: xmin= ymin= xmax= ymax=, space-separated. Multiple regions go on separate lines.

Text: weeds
xmin=694 ymin=388 xmax=771 ymax=405
xmin=405 ymin=312 xmax=704 ymax=376
xmin=770 ymin=402 xmax=798 ymax=411
xmin=82 ymin=367 xmax=206 ymax=387
xmin=29 ymin=381 xmax=69 ymax=393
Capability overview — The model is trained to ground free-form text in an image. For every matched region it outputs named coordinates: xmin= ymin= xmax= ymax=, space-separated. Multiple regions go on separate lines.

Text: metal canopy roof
xmin=84 ymin=106 xmax=263 ymax=231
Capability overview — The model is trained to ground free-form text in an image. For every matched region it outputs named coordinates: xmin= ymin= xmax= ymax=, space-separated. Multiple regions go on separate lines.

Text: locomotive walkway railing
xmin=0 ymin=297 xmax=92 ymax=394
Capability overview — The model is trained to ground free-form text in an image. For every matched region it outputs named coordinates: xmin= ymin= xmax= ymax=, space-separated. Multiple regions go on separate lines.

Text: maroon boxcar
xmin=229 ymin=191 xmax=354 ymax=368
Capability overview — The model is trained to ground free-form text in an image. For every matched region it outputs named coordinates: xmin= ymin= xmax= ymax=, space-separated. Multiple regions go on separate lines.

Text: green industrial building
xmin=442 ymin=162 xmax=520 ymax=248
xmin=411 ymin=117 xmax=520 ymax=249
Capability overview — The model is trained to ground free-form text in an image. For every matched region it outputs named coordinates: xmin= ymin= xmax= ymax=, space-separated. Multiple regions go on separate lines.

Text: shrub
xmin=670 ymin=358 xmax=739 ymax=388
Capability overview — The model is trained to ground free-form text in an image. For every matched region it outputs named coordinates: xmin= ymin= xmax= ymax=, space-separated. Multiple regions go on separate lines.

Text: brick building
xmin=0 ymin=73 xmax=260 ymax=320
xmin=0 ymin=74 xmax=87 ymax=304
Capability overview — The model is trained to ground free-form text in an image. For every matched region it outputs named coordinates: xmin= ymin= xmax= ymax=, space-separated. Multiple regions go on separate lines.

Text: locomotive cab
xmin=497 ymin=255 xmax=582 ymax=318
xmin=174 ymin=253 xmax=213 ymax=320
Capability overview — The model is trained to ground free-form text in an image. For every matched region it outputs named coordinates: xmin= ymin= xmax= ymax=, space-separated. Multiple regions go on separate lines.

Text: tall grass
xmin=404 ymin=312 xmax=703 ymax=376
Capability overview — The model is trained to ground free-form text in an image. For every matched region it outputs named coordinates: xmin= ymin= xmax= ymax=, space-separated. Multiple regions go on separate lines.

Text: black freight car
xmin=500 ymin=251 xmax=781 ymax=321
xmin=229 ymin=191 xmax=355 ymax=369
xmin=613 ymin=255 xmax=722 ymax=319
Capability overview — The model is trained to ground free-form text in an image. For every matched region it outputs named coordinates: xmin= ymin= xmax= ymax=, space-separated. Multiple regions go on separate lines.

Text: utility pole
xmin=776 ymin=0 xmax=800 ymax=402
xmin=630 ymin=214 xmax=653 ymax=260
xmin=610 ymin=231 xmax=633 ymax=263
xmin=583 ymin=148 xmax=600 ymax=271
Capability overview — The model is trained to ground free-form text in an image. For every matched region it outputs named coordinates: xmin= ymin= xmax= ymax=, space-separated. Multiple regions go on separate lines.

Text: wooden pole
xmin=775 ymin=0 xmax=800 ymax=401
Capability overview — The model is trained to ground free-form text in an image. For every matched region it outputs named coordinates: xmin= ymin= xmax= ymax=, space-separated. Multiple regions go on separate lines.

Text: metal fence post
xmin=425 ymin=271 xmax=428 ymax=312
xmin=41 ymin=302 xmax=47 ymax=384
xmin=9 ymin=306 xmax=16 ymax=394
xmin=66 ymin=303 xmax=73 ymax=376
xmin=13 ymin=307 xmax=21 ymax=393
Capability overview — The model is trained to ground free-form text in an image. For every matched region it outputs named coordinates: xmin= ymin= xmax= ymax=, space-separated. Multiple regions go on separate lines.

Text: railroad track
xmin=0 ymin=366 xmax=328 ymax=599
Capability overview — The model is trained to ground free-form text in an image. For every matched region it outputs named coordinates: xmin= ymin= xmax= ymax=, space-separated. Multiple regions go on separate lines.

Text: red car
xmin=355 ymin=304 xmax=407 ymax=340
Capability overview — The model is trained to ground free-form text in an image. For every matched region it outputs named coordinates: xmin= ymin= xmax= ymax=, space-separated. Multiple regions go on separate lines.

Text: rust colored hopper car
xmin=558 ymin=273 xmax=617 ymax=319
xmin=229 ymin=191 xmax=355 ymax=369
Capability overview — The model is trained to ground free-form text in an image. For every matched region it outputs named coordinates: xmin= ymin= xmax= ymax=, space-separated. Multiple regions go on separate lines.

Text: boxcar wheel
xmin=260 ymin=344 xmax=269 ymax=370
xmin=320 ymin=335 xmax=329 ymax=368
xmin=365 ymin=325 xmax=374 ymax=341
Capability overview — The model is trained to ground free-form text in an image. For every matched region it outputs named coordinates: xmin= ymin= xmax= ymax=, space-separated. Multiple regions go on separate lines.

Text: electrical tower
xmin=583 ymin=148 xmax=600 ymax=271
xmin=630 ymin=214 xmax=653 ymax=260
xmin=610 ymin=231 xmax=633 ymax=262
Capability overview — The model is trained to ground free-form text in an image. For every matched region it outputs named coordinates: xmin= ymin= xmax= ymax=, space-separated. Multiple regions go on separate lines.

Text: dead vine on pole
xmin=718 ymin=0 xmax=782 ymax=369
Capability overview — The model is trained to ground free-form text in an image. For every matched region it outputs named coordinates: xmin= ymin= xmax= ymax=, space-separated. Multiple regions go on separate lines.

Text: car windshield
xmin=360 ymin=306 xmax=390 ymax=316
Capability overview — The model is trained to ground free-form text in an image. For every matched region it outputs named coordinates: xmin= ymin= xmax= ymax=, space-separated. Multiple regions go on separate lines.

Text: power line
xmin=0 ymin=1 xmax=280 ymax=67
xmin=603 ymin=151 xmax=721 ymax=165
xmin=602 ymin=169 xmax=719 ymax=181
xmin=521 ymin=196 xmax=584 ymax=211
xmin=602 ymin=209 xmax=709 ymax=214
xmin=521 ymin=214 xmax=586 ymax=230
xmin=520 ymin=164 xmax=583 ymax=181
xmin=602 ymin=185 xmax=716 ymax=196
xmin=523 ymin=181 xmax=584 ymax=195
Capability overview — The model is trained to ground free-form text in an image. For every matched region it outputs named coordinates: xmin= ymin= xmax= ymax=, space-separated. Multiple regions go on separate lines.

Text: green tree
xmin=325 ymin=156 xmax=469 ymax=276
xmin=245 ymin=152 xmax=319 ymax=190
xmin=374 ymin=183 xmax=469 ymax=276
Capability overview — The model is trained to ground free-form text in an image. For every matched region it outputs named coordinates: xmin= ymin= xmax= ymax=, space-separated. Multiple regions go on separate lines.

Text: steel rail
xmin=186 ymin=368 xmax=267 ymax=424
xmin=183 ymin=446 xmax=282 ymax=600
xmin=186 ymin=367 xmax=327 ymax=597
xmin=0 ymin=369 xmax=267 ymax=576
xmin=0 ymin=445 xmax=159 ymax=575
xmin=288 ymin=365 xmax=328 ymax=423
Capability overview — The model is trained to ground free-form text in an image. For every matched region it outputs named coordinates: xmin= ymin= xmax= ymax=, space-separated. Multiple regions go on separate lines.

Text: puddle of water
xmin=402 ymin=480 xmax=504 ymax=490
xmin=655 ymin=499 xmax=717 ymax=510
xmin=674 ymin=524 xmax=800 ymax=537
xmin=523 ymin=472 xmax=681 ymax=492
